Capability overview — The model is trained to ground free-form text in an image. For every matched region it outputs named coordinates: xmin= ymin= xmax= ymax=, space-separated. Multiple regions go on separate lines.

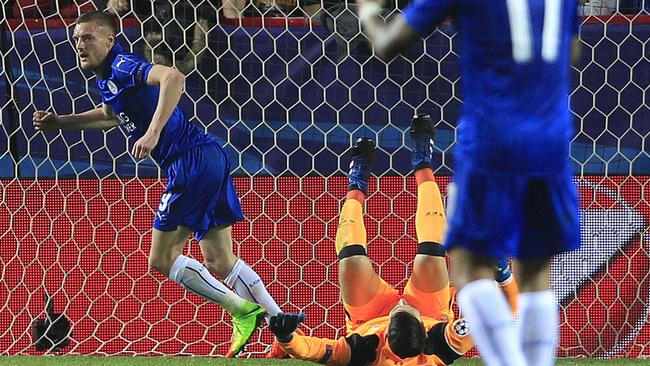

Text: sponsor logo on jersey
xmin=117 ymin=112 xmax=136 ymax=133
xmin=107 ymin=80 xmax=118 ymax=94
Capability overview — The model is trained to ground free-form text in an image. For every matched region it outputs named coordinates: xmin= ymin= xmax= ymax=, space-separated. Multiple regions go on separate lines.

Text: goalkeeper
xmin=32 ymin=11 xmax=282 ymax=357
xmin=269 ymin=115 xmax=518 ymax=365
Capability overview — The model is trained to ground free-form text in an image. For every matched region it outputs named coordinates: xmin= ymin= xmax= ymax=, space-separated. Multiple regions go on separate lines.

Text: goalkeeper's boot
xmin=495 ymin=257 xmax=519 ymax=315
xmin=225 ymin=302 xmax=267 ymax=358
xmin=409 ymin=113 xmax=436 ymax=171
xmin=347 ymin=137 xmax=376 ymax=195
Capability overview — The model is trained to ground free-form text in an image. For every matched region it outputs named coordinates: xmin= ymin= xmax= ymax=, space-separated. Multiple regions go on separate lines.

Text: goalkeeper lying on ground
xmin=268 ymin=115 xmax=519 ymax=365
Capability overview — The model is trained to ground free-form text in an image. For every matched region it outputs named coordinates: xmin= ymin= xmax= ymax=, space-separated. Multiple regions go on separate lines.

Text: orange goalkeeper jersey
xmin=279 ymin=315 xmax=473 ymax=366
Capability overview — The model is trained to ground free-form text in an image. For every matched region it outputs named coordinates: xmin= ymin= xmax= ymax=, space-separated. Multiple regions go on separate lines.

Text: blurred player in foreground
xmin=268 ymin=115 xmax=518 ymax=365
xmin=356 ymin=1 xmax=582 ymax=365
xmin=32 ymin=11 xmax=282 ymax=357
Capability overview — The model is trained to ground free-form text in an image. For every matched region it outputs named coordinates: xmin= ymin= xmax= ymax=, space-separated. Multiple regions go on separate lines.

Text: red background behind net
xmin=1 ymin=176 xmax=648 ymax=357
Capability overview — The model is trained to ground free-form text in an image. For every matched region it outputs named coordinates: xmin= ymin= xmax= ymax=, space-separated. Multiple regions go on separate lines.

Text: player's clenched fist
xmin=33 ymin=110 xmax=60 ymax=131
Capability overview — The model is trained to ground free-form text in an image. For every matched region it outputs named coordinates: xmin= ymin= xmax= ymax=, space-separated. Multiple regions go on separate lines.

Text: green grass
xmin=0 ymin=357 xmax=647 ymax=366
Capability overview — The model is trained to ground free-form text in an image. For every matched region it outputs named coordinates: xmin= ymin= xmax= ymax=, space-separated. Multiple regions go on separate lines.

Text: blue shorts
xmin=444 ymin=163 xmax=580 ymax=260
xmin=153 ymin=144 xmax=244 ymax=241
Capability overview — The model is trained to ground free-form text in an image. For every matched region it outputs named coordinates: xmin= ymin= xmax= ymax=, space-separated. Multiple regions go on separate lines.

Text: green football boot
xmin=225 ymin=302 xmax=266 ymax=358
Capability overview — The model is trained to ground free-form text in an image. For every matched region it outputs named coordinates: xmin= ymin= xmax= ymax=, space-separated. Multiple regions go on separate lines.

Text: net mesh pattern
xmin=0 ymin=1 xmax=648 ymax=358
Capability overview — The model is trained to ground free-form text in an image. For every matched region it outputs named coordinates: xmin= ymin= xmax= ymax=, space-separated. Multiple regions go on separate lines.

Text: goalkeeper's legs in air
xmin=402 ymin=114 xmax=452 ymax=321
xmin=338 ymin=137 xmax=381 ymax=306
xmin=267 ymin=137 xmax=383 ymax=359
xmin=337 ymin=138 xmax=401 ymax=333
xmin=148 ymin=226 xmax=266 ymax=358
xmin=403 ymin=114 xmax=515 ymax=358
xmin=399 ymin=115 xmax=476 ymax=358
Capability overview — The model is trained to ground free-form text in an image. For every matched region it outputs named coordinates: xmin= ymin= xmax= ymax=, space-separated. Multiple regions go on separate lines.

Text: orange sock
xmin=335 ymin=198 xmax=366 ymax=255
xmin=346 ymin=190 xmax=365 ymax=204
xmin=416 ymin=180 xmax=446 ymax=244
xmin=415 ymin=168 xmax=435 ymax=185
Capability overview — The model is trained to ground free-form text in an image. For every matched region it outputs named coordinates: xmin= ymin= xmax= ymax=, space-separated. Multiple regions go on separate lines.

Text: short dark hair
xmin=387 ymin=311 xmax=427 ymax=359
xmin=76 ymin=11 xmax=118 ymax=35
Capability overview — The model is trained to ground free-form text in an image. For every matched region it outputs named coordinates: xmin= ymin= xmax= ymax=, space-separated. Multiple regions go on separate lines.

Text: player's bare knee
xmin=338 ymin=245 xmax=368 ymax=267
xmin=340 ymin=255 xmax=368 ymax=270
xmin=517 ymin=259 xmax=551 ymax=292
xmin=204 ymin=256 xmax=236 ymax=278
xmin=450 ymin=248 xmax=494 ymax=289
xmin=339 ymin=247 xmax=372 ymax=283
xmin=148 ymin=254 xmax=172 ymax=277
xmin=413 ymin=243 xmax=446 ymax=271
xmin=203 ymin=260 xmax=227 ymax=278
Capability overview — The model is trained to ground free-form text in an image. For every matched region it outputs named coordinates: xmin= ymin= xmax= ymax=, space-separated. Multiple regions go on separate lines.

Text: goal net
xmin=1 ymin=0 xmax=648 ymax=358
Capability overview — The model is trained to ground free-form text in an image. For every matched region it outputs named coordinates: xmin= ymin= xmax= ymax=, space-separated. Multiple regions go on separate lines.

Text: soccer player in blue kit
xmin=356 ymin=1 xmax=582 ymax=365
xmin=33 ymin=11 xmax=281 ymax=357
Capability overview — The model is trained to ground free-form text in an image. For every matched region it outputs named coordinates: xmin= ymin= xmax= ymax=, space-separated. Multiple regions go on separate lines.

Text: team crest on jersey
xmin=453 ymin=320 xmax=470 ymax=336
xmin=107 ymin=80 xmax=118 ymax=94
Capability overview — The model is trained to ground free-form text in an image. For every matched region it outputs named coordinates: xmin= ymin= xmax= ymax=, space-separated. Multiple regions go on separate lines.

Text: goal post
xmin=0 ymin=1 xmax=648 ymax=358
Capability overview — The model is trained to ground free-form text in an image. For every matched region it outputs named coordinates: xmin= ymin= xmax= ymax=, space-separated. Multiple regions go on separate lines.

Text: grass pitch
xmin=0 ymin=357 xmax=647 ymax=366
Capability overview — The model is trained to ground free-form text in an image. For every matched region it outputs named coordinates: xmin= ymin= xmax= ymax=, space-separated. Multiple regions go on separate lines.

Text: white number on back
xmin=505 ymin=0 xmax=562 ymax=63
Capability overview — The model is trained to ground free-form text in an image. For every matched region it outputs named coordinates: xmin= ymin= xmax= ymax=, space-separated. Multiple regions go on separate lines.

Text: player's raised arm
xmin=130 ymin=65 xmax=185 ymax=159
xmin=357 ymin=0 xmax=419 ymax=61
xmin=357 ymin=0 xmax=453 ymax=61
xmin=33 ymin=104 xmax=118 ymax=131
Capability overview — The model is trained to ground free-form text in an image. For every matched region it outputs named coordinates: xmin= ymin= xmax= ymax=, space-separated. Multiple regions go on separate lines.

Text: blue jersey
xmin=404 ymin=0 xmax=579 ymax=173
xmin=97 ymin=43 xmax=218 ymax=167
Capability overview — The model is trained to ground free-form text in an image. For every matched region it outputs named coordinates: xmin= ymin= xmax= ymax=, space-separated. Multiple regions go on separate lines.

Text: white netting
xmin=0 ymin=0 xmax=648 ymax=358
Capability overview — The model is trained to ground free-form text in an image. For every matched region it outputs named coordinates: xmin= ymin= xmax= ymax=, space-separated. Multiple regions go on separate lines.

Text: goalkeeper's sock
xmin=519 ymin=291 xmax=558 ymax=366
xmin=415 ymin=179 xmax=446 ymax=245
xmin=224 ymin=259 xmax=282 ymax=317
xmin=335 ymin=198 xmax=367 ymax=255
xmin=345 ymin=189 xmax=365 ymax=204
xmin=457 ymin=279 xmax=526 ymax=366
xmin=414 ymin=168 xmax=434 ymax=185
xmin=169 ymin=255 xmax=248 ymax=315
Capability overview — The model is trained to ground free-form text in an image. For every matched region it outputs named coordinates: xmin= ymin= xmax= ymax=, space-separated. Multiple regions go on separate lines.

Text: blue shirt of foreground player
xmin=403 ymin=0 xmax=579 ymax=174
xmin=97 ymin=43 xmax=218 ymax=167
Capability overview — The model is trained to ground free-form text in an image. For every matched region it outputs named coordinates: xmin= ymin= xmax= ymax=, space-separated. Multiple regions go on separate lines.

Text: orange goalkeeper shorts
xmin=343 ymin=278 xmax=400 ymax=333
xmin=343 ymin=279 xmax=452 ymax=333
xmin=402 ymin=280 xmax=453 ymax=322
